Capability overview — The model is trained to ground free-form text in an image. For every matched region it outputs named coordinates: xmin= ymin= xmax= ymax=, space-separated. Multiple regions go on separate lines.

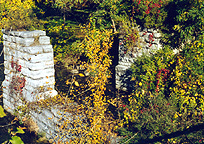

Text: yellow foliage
xmin=170 ymin=39 xmax=204 ymax=114
xmin=0 ymin=0 xmax=42 ymax=31
xmin=37 ymin=21 xmax=114 ymax=143
xmin=78 ymin=73 xmax=85 ymax=77
xmin=74 ymin=81 xmax=79 ymax=87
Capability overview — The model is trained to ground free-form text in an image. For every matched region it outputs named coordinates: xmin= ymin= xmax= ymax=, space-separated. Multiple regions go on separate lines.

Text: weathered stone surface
xmin=116 ymin=27 xmax=163 ymax=91
xmin=42 ymin=45 xmax=53 ymax=53
xmin=19 ymin=30 xmax=46 ymax=38
xmin=28 ymin=105 xmax=75 ymax=141
xmin=23 ymin=52 xmax=54 ymax=63
xmin=15 ymin=37 xmax=35 ymax=46
xmin=23 ymin=46 xmax=43 ymax=54
xmin=1 ymin=29 xmax=46 ymax=38
xmin=154 ymin=32 xmax=162 ymax=38
xmin=39 ymin=36 xmax=50 ymax=45
xmin=2 ymin=30 xmax=59 ymax=141
xmin=26 ymin=68 xmax=54 ymax=79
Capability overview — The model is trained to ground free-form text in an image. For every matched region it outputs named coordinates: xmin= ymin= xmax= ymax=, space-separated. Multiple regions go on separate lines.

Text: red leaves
xmin=141 ymin=1 xmax=162 ymax=17
xmin=11 ymin=60 xmax=22 ymax=72
xmin=130 ymin=34 xmax=136 ymax=42
xmin=140 ymin=104 xmax=160 ymax=115
xmin=156 ymin=68 xmax=170 ymax=92
xmin=17 ymin=65 xmax=21 ymax=72
xmin=10 ymin=60 xmax=25 ymax=92
xmin=119 ymin=105 xmax=129 ymax=111
xmin=145 ymin=9 xmax=150 ymax=14
xmin=148 ymin=33 xmax=154 ymax=47
xmin=149 ymin=33 xmax=154 ymax=38
xmin=12 ymin=76 xmax=26 ymax=92
xmin=126 ymin=33 xmax=137 ymax=44
xmin=143 ymin=31 xmax=147 ymax=35
xmin=153 ymin=3 xmax=161 ymax=8
xmin=11 ymin=60 xmax=14 ymax=68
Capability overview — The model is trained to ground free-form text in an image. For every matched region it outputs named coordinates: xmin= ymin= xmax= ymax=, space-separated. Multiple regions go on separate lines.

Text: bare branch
xmin=65 ymin=65 xmax=75 ymax=101
xmin=111 ymin=17 xmax=117 ymax=33
xmin=122 ymin=132 xmax=138 ymax=144
xmin=0 ymin=48 xmax=3 ymax=57
xmin=0 ymin=121 xmax=17 ymax=128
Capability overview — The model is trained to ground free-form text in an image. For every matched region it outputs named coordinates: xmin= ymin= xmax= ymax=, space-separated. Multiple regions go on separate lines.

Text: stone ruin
xmin=1 ymin=27 xmax=163 ymax=142
xmin=1 ymin=29 xmax=70 ymax=141
xmin=115 ymin=27 xmax=162 ymax=91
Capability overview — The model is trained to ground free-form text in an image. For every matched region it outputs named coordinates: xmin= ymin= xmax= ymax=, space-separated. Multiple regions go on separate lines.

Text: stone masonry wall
xmin=115 ymin=27 xmax=162 ymax=91
xmin=1 ymin=30 xmax=71 ymax=141
xmin=2 ymin=29 xmax=57 ymax=102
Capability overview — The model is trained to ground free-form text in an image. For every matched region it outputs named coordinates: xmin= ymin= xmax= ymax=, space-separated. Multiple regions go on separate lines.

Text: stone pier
xmin=115 ymin=27 xmax=162 ymax=91
xmin=1 ymin=30 xmax=68 ymax=141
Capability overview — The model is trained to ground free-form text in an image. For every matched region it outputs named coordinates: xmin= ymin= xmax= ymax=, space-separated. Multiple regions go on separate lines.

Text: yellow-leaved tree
xmin=0 ymin=0 xmax=43 ymax=31
xmin=25 ymin=20 xmax=115 ymax=143
xmin=55 ymin=20 xmax=114 ymax=143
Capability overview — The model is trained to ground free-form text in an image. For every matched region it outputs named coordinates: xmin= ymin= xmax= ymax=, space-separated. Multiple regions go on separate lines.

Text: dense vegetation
xmin=0 ymin=0 xmax=204 ymax=143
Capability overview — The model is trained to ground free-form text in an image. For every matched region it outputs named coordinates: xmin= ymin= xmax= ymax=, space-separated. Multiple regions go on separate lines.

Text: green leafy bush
xmin=161 ymin=0 xmax=204 ymax=47
xmin=116 ymin=47 xmax=178 ymax=143
xmin=44 ymin=16 xmax=83 ymax=63
xmin=170 ymin=37 xmax=204 ymax=114
xmin=117 ymin=93 xmax=179 ymax=143
xmin=0 ymin=106 xmax=25 ymax=144
xmin=131 ymin=46 xmax=174 ymax=93
xmin=117 ymin=39 xmax=204 ymax=143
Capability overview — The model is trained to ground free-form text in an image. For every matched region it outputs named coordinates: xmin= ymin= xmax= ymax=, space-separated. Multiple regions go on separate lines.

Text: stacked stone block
xmin=116 ymin=27 xmax=162 ymax=91
xmin=2 ymin=29 xmax=57 ymax=104
xmin=29 ymin=105 xmax=74 ymax=141
xmin=1 ymin=29 xmax=62 ymax=140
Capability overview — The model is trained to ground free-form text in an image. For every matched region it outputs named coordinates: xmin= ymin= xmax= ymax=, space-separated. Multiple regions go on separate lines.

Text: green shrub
xmin=169 ymin=36 xmax=204 ymax=114
xmin=117 ymin=38 xmax=204 ymax=143
xmin=161 ymin=0 xmax=204 ymax=47
xmin=44 ymin=16 xmax=83 ymax=63
xmin=117 ymin=92 xmax=179 ymax=143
